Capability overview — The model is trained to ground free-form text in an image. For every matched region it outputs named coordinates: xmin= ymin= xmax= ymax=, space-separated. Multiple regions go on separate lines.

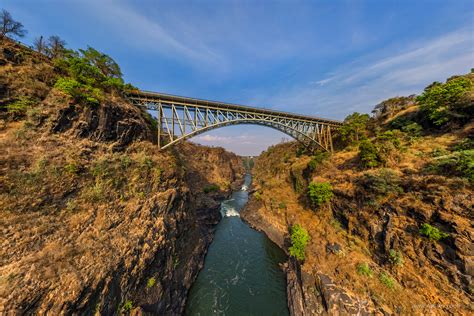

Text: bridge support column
xmin=157 ymin=102 xmax=162 ymax=149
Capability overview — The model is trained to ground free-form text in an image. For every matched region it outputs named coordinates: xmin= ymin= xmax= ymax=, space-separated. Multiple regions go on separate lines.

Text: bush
xmin=121 ymin=300 xmax=133 ymax=312
xmin=358 ymin=139 xmax=379 ymax=168
xmin=64 ymin=162 xmax=79 ymax=174
xmin=419 ymin=223 xmax=449 ymax=241
xmin=356 ymin=263 xmax=373 ymax=277
xmin=379 ymin=272 xmax=396 ymax=289
xmin=54 ymin=77 xmax=102 ymax=106
xmin=401 ymin=122 xmax=423 ymax=137
xmin=254 ymin=192 xmax=261 ymax=200
xmin=375 ymin=130 xmax=404 ymax=164
xmin=203 ymin=184 xmax=219 ymax=193
xmin=427 ymin=150 xmax=474 ymax=183
xmin=289 ymin=224 xmax=310 ymax=261
xmin=417 ymin=76 xmax=473 ymax=126
xmin=307 ymin=182 xmax=333 ymax=208
xmin=454 ymin=138 xmax=474 ymax=151
xmin=278 ymin=202 xmax=286 ymax=209
xmin=388 ymin=249 xmax=404 ymax=266
xmin=307 ymin=151 xmax=329 ymax=171
xmin=6 ymin=96 xmax=36 ymax=116
xmin=358 ymin=169 xmax=402 ymax=197
xmin=146 ymin=277 xmax=156 ymax=288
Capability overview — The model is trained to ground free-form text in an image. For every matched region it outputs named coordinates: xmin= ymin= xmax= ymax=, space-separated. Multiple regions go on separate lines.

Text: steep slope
xmin=0 ymin=37 xmax=244 ymax=314
xmin=242 ymin=74 xmax=473 ymax=315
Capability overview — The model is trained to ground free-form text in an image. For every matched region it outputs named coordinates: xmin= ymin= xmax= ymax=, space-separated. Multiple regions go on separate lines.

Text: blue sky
xmin=4 ymin=0 xmax=473 ymax=155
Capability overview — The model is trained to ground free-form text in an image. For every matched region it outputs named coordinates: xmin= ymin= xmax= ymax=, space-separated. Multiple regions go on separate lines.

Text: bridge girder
xmin=128 ymin=91 xmax=342 ymax=152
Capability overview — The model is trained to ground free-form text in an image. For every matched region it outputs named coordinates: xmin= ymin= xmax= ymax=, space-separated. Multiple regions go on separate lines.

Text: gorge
xmin=1 ymin=17 xmax=473 ymax=316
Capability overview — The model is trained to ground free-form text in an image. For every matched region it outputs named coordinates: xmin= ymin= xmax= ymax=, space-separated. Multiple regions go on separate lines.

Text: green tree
xmin=289 ymin=224 xmax=310 ymax=261
xmin=358 ymin=139 xmax=379 ymax=168
xmin=308 ymin=182 xmax=333 ymax=208
xmin=80 ymin=47 xmax=123 ymax=79
xmin=417 ymin=76 xmax=473 ymax=126
xmin=339 ymin=112 xmax=370 ymax=145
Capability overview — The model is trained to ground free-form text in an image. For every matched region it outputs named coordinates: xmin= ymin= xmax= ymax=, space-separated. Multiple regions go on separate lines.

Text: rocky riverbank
xmin=241 ymin=193 xmax=371 ymax=315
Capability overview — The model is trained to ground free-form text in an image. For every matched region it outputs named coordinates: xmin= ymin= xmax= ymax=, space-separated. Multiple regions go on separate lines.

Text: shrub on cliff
xmin=426 ymin=149 xmax=474 ymax=183
xmin=203 ymin=184 xmax=220 ymax=193
xmin=339 ymin=112 xmax=370 ymax=145
xmin=308 ymin=181 xmax=333 ymax=208
xmin=307 ymin=151 xmax=329 ymax=171
xmin=417 ymin=75 xmax=473 ymax=127
xmin=358 ymin=139 xmax=379 ymax=168
xmin=289 ymin=224 xmax=310 ymax=261
xmin=356 ymin=262 xmax=373 ymax=277
xmin=357 ymin=169 xmax=402 ymax=197
xmin=419 ymin=223 xmax=449 ymax=242
xmin=53 ymin=46 xmax=135 ymax=105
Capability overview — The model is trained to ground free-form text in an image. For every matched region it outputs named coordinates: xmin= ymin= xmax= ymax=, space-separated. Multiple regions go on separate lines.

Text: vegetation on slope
xmin=248 ymin=70 xmax=473 ymax=314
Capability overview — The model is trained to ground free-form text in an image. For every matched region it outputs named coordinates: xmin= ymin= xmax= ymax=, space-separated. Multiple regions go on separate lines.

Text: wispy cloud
xmin=194 ymin=134 xmax=256 ymax=145
xmin=84 ymin=0 xmax=226 ymax=68
xmin=263 ymin=27 xmax=474 ymax=119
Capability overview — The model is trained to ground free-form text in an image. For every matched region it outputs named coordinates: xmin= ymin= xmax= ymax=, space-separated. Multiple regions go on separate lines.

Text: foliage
xmin=6 ymin=96 xmax=36 ymax=116
xmin=203 ymin=184 xmax=220 ymax=193
xmin=0 ymin=9 xmax=26 ymax=38
xmin=356 ymin=263 xmax=373 ymax=277
xmin=254 ymin=191 xmax=261 ymax=200
xmin=379 ymin=272 xmax=396 ymax=289
xmin=358 ymin=139 xmax=379 ymax=168
xmin=54 ymin=77 xmax=102 ymax=106
xmin=307 ymin=151 xmax=329 ymax=171
xmin=307 ymin=181 xmax=333 ymax=208
xmin=454 ymin=138 xmax=474 ymax=151
xmin=420 ymin=223 xmax=449 ymax=242
xmin=278 ymin=202 xmax=286 ymax=209
xmin=53 ymin=46 xmax=136 ymax=105
xmin=339 ymin=112 xmax=370 ymax=145
xmin=64 ymin=162 xmax=79 ymax=175
xmin=289 ymin=224 xmax=310 ymax=261
xmin=121 ymin=300 xmax=133 ymax=312
xmin=417 ymin=76 xmax=473 ymax=126
xmin=358 ymin=169 xmax=402 ymax=197
xmin=401 ymin=122 xmax=423 ymax=137
xmin=388 ymin=249 xmax=404 ymax=266
xmin=426 ymin=149 xmax=474 ymax=183
xmin=146 ymin=277 xmax=156 ymax=288
xmin=375 ymin=130 xmax=404 ymax=164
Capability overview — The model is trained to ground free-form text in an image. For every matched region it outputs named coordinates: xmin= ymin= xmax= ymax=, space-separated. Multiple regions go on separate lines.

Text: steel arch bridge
xmin=128 ymin=90 xmax=343 ymax=152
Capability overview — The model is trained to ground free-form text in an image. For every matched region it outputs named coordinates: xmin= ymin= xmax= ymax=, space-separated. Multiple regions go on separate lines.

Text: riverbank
xmin=241 ymin=190 xmax=371 ymax=315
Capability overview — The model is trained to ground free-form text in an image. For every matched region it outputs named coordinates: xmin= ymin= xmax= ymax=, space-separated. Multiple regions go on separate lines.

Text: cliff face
xmin=0 ymin=38 xmax=244 ymax=314
xmin=242 ymin=126 xmax=473 ymax=314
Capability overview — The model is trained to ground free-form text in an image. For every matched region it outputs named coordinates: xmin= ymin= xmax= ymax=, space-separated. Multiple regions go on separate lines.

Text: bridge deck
xmin=128 ymin=90 xmax=343 ymax=126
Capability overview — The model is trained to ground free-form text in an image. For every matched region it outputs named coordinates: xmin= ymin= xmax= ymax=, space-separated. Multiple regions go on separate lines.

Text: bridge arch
xmin=160 ymin=118 xmax=328 ymax=151
xmin=127 ymin=91 xmax=342 ymax=152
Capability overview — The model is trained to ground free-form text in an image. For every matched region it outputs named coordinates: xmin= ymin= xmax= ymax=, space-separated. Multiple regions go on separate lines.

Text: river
xmin=185 ymin=173 xmax=289 ymax=316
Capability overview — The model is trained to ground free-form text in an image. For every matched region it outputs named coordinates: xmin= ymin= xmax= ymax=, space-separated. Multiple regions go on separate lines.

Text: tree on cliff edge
xmin=0 ymin=9 xmax=27 ymax=38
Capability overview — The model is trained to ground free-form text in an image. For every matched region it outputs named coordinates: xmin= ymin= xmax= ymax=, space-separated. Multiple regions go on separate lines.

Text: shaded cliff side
xmin=242 ymin=74 xmax=473 ymax=315
xmin=0 ymin=38 xmax=244 ymax=314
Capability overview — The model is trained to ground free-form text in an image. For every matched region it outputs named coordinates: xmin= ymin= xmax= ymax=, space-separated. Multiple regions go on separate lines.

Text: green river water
xmin=185 ymin=173 xmax=289 ymax=316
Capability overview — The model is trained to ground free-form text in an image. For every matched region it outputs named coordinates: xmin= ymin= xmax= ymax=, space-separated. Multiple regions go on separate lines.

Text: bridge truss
xmin=128 ymin=91 xmax=343 ymax=152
